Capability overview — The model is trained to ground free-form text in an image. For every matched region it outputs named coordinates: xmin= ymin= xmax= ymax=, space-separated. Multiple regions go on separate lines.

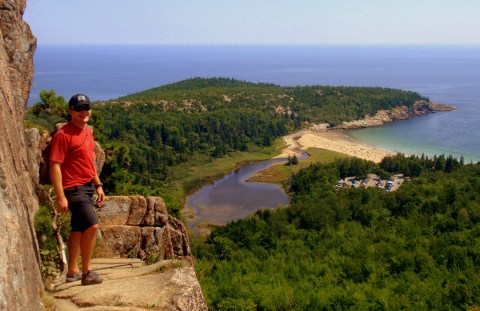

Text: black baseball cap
xmin=69 ymin=94 xmax=91 ymax=106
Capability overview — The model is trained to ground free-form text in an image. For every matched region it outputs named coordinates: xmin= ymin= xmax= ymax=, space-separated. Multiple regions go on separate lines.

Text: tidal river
xmin=185 ymin=158 xmax=290 ymax=235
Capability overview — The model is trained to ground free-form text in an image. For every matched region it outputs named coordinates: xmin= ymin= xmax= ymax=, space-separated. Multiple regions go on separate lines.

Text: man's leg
xmin=68 ymin=232 xmax=82 ymax=274
xmin=80 ymin=223 xmax=99 ymax=273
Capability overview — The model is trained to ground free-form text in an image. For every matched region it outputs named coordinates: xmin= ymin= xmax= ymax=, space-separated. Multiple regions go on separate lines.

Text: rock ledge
xmin=52 ymin=259 xmax=208 ymax=310
xmin=334 ymin=101 xmax=456 ymax=129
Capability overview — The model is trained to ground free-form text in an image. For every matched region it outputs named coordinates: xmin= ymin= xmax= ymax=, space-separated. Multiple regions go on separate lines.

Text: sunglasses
xmin=71 ymin=104 xmax=91 ymax=112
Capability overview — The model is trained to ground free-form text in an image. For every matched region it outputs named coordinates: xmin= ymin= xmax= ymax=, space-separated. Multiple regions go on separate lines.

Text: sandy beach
xmin=275 ymin=129 xmax=397 ymax=163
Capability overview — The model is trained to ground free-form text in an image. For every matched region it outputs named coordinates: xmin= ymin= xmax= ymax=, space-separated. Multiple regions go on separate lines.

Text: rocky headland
xmin=334 ymin=100 xmax=455 ymax=129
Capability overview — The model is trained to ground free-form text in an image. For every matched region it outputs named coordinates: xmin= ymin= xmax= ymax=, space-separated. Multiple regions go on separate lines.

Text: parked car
xmin=376 ymin=180 xmax=385 ymax=188
xmin=352 ymin=180 xmax=360 ymax=188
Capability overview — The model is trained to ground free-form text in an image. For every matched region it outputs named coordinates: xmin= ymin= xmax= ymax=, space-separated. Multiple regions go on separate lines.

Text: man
xmin=50 ymin=94 xmax=105 ymax=286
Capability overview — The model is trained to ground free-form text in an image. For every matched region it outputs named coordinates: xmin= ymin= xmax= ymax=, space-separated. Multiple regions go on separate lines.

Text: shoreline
xmin=275 ymin=128 xmax=397 ymax=163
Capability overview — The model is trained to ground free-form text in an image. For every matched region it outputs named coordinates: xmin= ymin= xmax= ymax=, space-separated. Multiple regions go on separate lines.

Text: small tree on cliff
xmin=31 ymin=89 xmax=68 ymax=119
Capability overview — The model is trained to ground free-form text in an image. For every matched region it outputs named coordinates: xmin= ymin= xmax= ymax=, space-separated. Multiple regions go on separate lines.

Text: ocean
xmin=29 ymin=44 xmax=480 ymax=162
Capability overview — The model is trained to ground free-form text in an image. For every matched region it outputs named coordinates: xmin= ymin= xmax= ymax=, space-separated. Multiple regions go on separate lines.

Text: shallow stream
xmin=185 ymin=157 xmax=291 ymax=234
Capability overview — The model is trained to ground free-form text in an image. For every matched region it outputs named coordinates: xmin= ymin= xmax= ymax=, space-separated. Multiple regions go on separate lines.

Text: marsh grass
xmin=246 ymin=147 xmax=351 ymax=185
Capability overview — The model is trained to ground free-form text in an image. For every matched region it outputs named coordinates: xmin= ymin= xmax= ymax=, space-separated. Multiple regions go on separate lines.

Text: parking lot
xmin=337 ymin=174 xmax=406 ymax=192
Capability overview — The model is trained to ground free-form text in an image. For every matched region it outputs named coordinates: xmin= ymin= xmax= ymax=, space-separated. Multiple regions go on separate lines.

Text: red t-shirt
xmin=50 ymin=123 xmax=96 ymax=189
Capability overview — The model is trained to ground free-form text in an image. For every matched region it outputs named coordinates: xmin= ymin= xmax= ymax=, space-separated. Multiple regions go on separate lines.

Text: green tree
xmin=31 ymin=90 xmax=68 ymax=119
xmin=291 ymin=154 xmax=299 ymax=165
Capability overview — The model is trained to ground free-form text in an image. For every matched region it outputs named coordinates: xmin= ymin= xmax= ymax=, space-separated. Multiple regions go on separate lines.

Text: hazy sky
xmin=24 ymin=0 xmax=480 ymax=45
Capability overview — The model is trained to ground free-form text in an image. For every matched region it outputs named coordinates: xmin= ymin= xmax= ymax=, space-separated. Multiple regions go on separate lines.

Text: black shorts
xmin=64 ymin=181 xmax=99 ymax=232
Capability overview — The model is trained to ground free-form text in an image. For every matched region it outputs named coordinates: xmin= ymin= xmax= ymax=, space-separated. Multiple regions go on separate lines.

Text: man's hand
xmin=96 ymin=186 xmax=105 ymax=206
xmin=56 ymin=195 xmax=69 ymax=213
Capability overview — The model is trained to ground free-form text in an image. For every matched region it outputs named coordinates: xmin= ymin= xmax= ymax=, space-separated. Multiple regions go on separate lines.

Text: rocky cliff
xmin=335 ymin=100 xmax=456 ymax=129
xmin=0 ymin=0 xmax=44 ymax=310
xmin=0 ymin=0 xmax=43 ymax=310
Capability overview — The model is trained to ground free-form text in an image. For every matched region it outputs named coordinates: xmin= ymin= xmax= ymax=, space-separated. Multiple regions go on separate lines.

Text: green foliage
xmin=34 ymin=204 xmax=71 ymax=280
xmin=194 ymin=156 xmax=480 ymax=310
xmin=25 ymin=90 xmax=68 ymax=130
xmin=286 ymin=154 xmax=299 ymax=166
xmin=39 ymin=248 xmax=61 ymax=280
xmin=33 ymin=90 xmax=69 ymax=118
xmin=380 ymin=153 xmax=463 ymax=177
xmin=116 ymin=77 xmax=426 ymax=126
xmin=118 ymin=77 xmax=279 ymax=98
xmin=92 ymin=101 xmax=289 ymax=211
xmin=144 ymin=251 xmax=162 ymax=265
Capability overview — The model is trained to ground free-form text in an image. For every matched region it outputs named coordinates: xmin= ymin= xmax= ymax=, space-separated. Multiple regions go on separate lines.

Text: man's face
xmin=69 ymin=103 xmax=92 ymax=125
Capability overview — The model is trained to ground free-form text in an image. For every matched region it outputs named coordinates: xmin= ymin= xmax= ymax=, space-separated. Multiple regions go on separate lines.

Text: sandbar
xmin=275 ymin=129 xmax=396 ymax=163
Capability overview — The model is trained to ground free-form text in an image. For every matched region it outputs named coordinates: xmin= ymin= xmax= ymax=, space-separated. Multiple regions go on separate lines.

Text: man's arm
xmin=92 ymin=146 xmax=105 ymax=205
xmin=50 ymin=161 xmax=69 ymax=212
xmin=93 ymin=174 xmax=105 ymax=205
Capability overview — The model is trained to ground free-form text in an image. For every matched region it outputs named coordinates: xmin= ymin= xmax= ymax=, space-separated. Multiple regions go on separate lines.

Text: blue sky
xmin=24 ymin=0 xmax=480 ymax=45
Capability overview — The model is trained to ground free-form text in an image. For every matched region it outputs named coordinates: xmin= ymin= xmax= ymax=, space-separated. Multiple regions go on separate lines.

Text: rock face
xmin=0 ymin=1 xmax=44 ymax=310
xmin=335 ymin=100 xmax=456 ymax=129
xmin=95 ymin=196 xmax=194 ymax=265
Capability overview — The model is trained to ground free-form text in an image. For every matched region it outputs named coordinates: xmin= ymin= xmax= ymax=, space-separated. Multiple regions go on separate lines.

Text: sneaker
xmin=81 ymin=270 xmax=103 ymax=286
xmin=66 ymin=272 xmax=82 ymax=283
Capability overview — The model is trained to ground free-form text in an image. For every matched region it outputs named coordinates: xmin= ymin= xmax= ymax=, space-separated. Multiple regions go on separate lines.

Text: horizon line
xmin=35 ymin=42 xmax=480 ymax=47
